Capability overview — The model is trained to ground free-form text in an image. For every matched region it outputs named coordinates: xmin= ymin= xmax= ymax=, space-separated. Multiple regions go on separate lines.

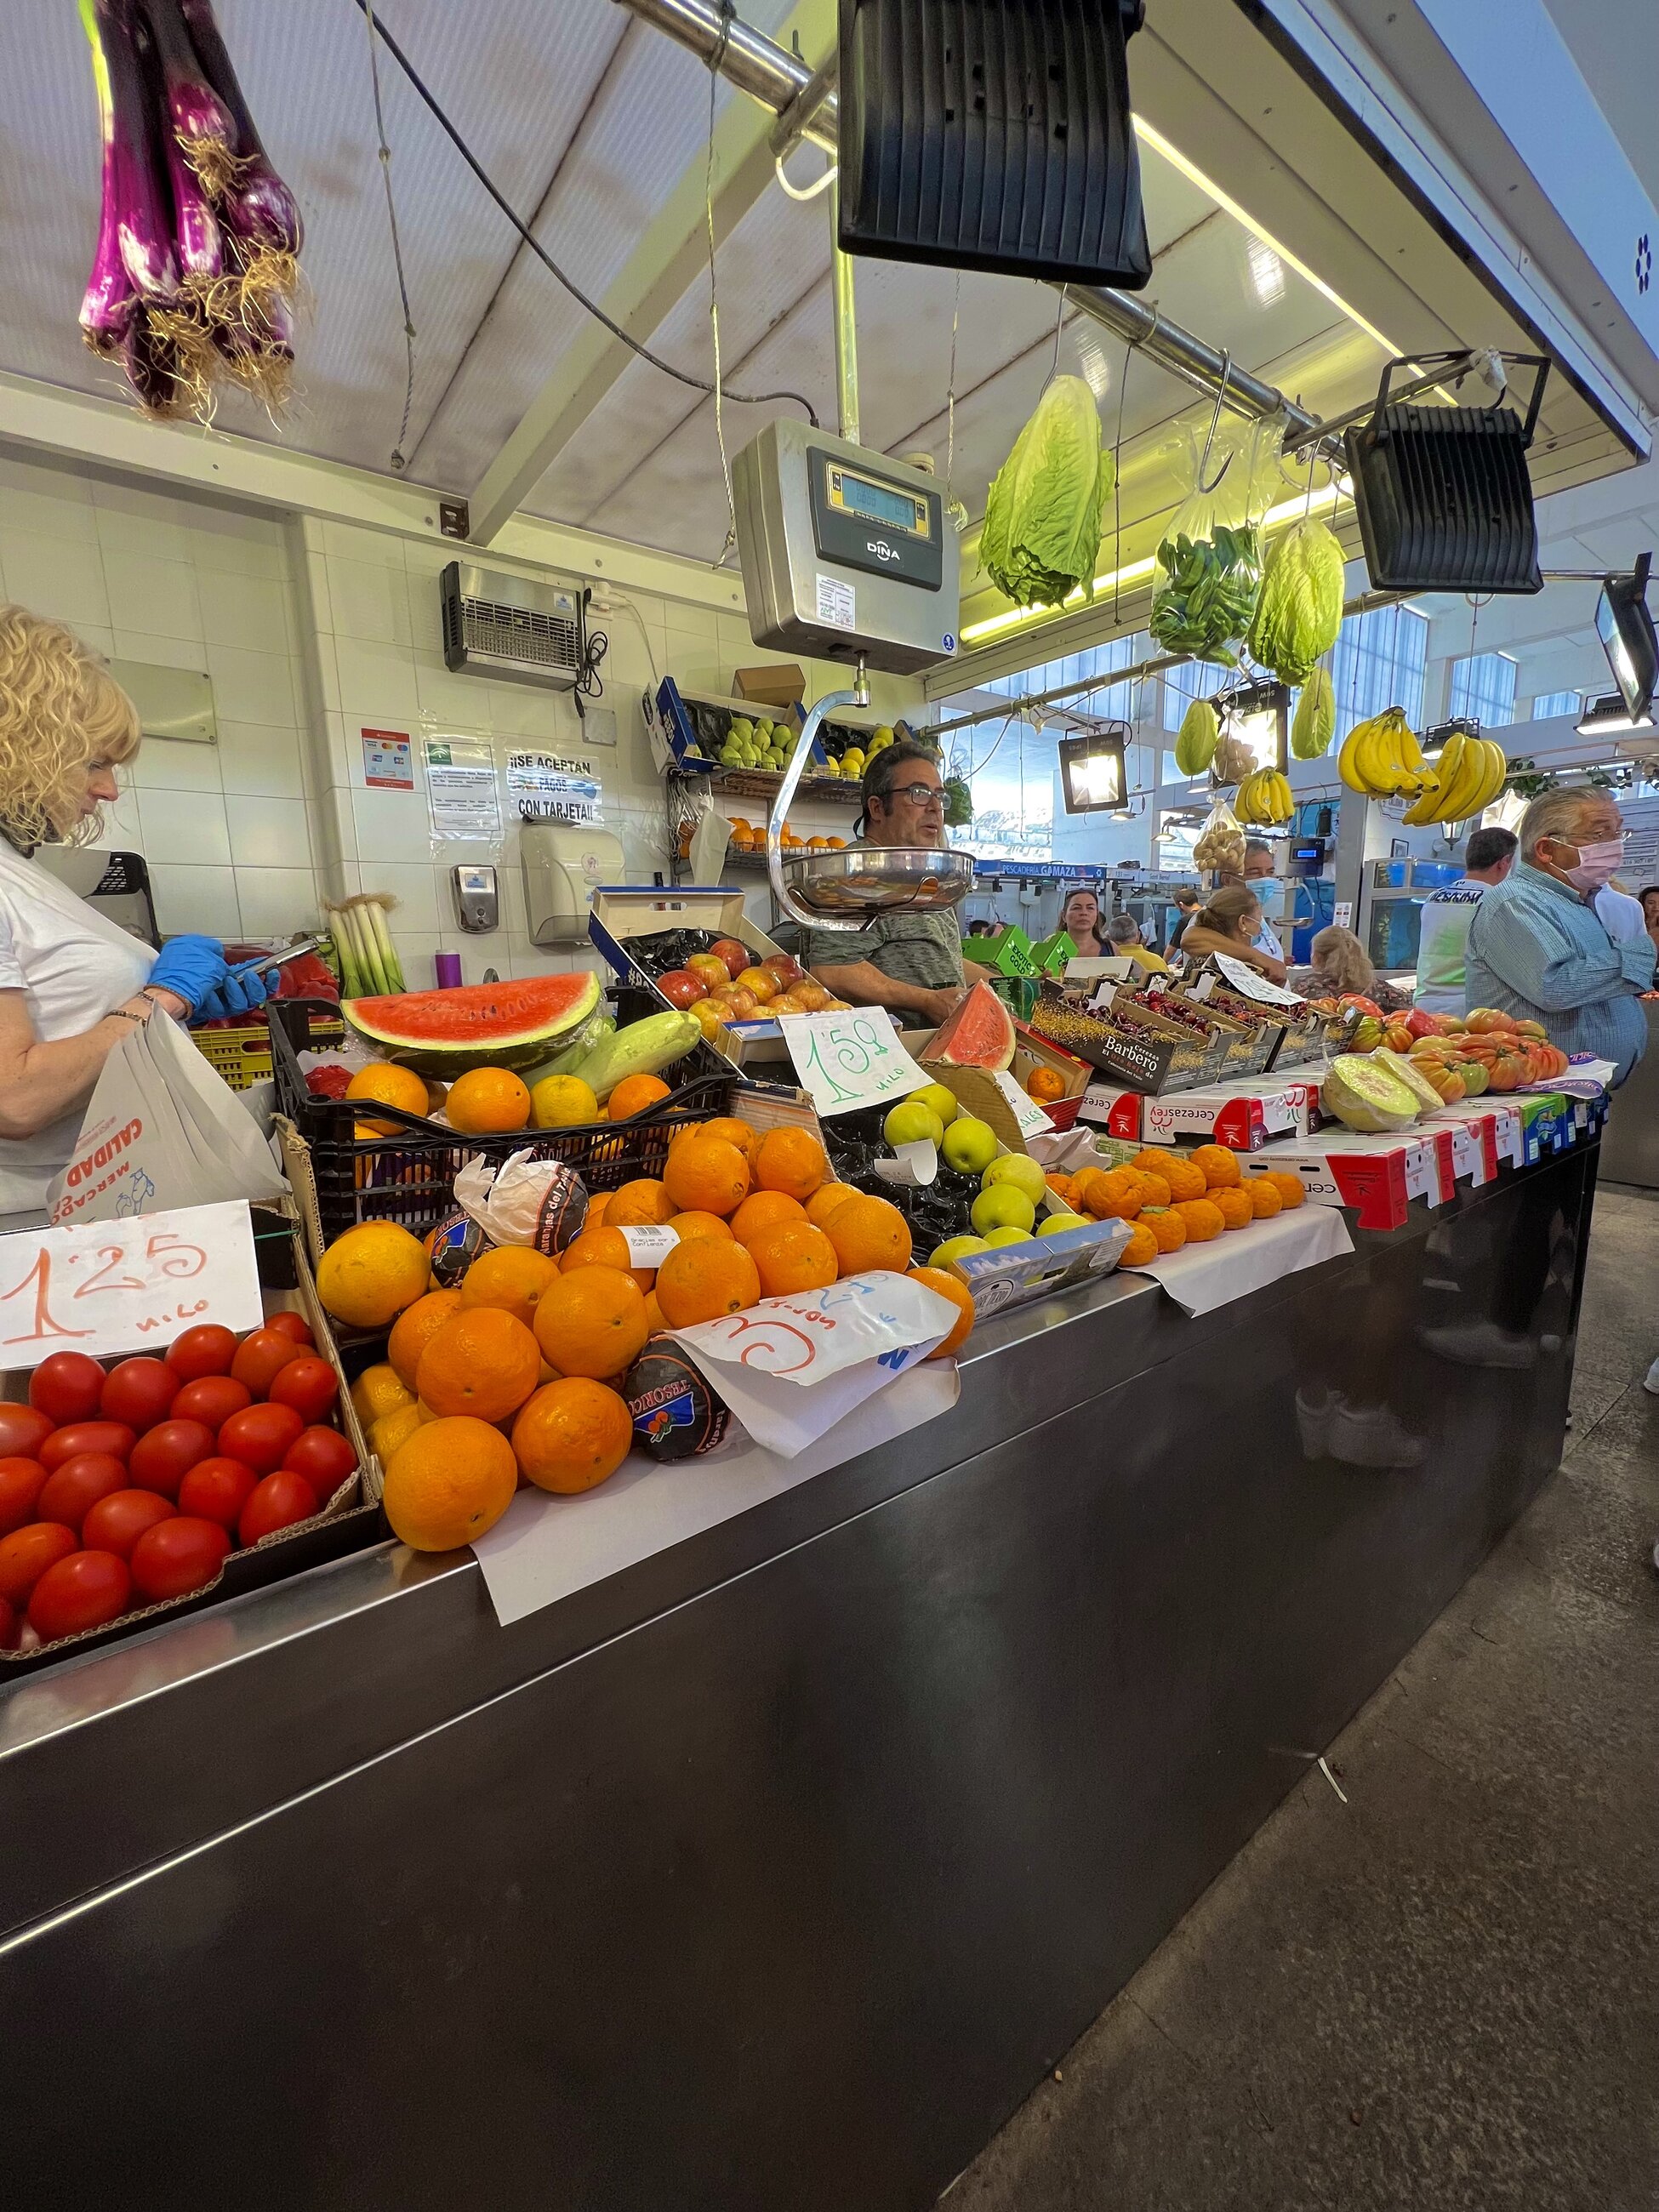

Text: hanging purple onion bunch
xmin=78 ymin=0 xmax=304 ymax=419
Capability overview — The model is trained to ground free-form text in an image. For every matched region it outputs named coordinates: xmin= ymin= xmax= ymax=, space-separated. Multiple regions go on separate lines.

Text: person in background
xmin=1641 ymin=886 xmax=1659 ymax=965
xmin=1411 ymin=825 xmax=1518 ymax=1016
xmin=1174 ymin=884 xmax=1289 ymax=983
xmin=1166 ymin=884 xmax=1202 ymax=954
xmin=1059 ymin=885 xmax=1109 ymax=960
xmin=1105 ymin=912 xmax=1169 ymax=973
xmin=1464 ymin=787 xmax=1656 ymax=1083
xmin=966 ymin=918 xmax=997 ymax=941
xmin=1242 ymin=839 xmax=1286 ymax=964
xmin=1288 ymin=925 xmax=1409 ymax=1011
xmin=807 ymin=741 xmax=990 ymax=1025
xmin=0 ymin=604 xmax=267 ymax=1224
xmin=1593 ymin=876 xmax=1649 ymax=947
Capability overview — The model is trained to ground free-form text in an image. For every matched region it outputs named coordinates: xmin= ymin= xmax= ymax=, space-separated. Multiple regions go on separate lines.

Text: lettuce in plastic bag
xmin=981 ymin=376 xmax=1113 ymax=610
xmin=1246 ymin=516 xmax=1346 ymax=683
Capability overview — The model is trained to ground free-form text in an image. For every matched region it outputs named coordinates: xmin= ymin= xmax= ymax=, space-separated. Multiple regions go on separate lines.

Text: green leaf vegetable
xmin=1173 ymin=699 xmax=1221 ymax=778
xmin=1291 ymin=666 xmax=1337 ymax=760
xmin=1149 ymin=523 xmax=1262 ymax=664
xmin=1247 ymin=516 xmax=1347 ymax=684
xmin=981 ymin=377 xmax=1115 ymax=611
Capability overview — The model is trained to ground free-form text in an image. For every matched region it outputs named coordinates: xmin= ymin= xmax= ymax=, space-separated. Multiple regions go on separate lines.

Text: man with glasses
xmin=806 ymin=742 xmax=989 ymax=1025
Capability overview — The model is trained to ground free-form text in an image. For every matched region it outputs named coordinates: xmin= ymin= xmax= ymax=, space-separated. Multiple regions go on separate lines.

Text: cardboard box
xmin=1027 ymin=982 xmax=1232 ymax=1096
xmin=1139 ymin=1080 xmax=1316 ymax=1150
xmin=651 ymin=678 xmax=833 ymax=778
xmin=733 ymin=663 xmax=807 ymax=708
xmin=1013 ymin=1025 xmax=1092 ymax=1133
xmin=949 ymin=1214 xmax=1134 ymax=1321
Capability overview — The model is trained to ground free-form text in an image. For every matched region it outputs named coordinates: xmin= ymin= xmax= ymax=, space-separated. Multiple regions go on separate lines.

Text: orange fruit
xmin=909 ymin=1265 xmax=975 ymax=1357
xmin=585 ymin=1191 xmax=612 ymax=1228
xmin=804 ymin=1182 xmax=858 ymax=1230
xmin=752 ymin=1126 xmax=829 ymax=1201
xmin=316 ymin=1221 xmax=430 ymax=1330
xmin=1044 ymin=1172 xmax=1077 ymax=1207
xmin=641 ymin=1291 xmax=667 ymax=1333
xmin=824 ymin=1193 xmax=912 ymax=1275
xmin=1132 ymin=1171 xmax=1172 ymax=1211
xmin=608 ymin=1177 xmax=675 ymax=1228
xmin=1242 ymin=1175 xmax=1283 ymax=1219
xmin=1025 ymin=1066 xmax=1067 ymax=1103
xmin=675 ymin=1116 xmax=754 ymax=1154
xmin=1211 ymin=1186 xmax=1254 ymax=1231
xmin=387 ymin=1288 xmax=465 ymax=1389
xmin=1265 ymin=1170 xmax=1304 ymax=1210
xmin=1120 ymin=1222 xmax=1160 ymax=1268
xmin=350 ymin=1360 xmax=415 ymax=1426
xmin=560 ymin=1226 xmax=654 ymax=1295
xmin=667 ymin=1211 xmax=734 ymax=1244
xmin=511 ymin=1378 xmax=634 ymax=1494
xmin=1191 ymin=1143 xmax=1242 ymax=1189
xmin=445 ymin=1066 xmax=532 ymax=1135
xmin=653 ymin=1238 xmax=761 ymax=1327
xmin=1128 ymin=1149 xmax=1171 ymax=1179
xmin=747 ymin=1220 xmax=838 ymax=1299
xmin=368 ymin=1400 xmax=428 ymax=1464
xmin=1075 ymin=1166 xmax=1142 ymax=1221
xmin=1172 ymin=1197 xmax=1224 ymax=1242
xmin=730 ymin=1189 xmax=808 ymax=1247
xmin=1160 ymin=1155 xmax=1209 ymax=1202
xmin=608 ymin=1075 xmax=672 ymax=1120
xmin=459 ymin=1246 xmax=562 ymax=1329
xmin=416 ymin=1306 xmax=544 ymax=1422
xmin=382 ymin=1416 xmax=517 ymax=1551
xmin=345 ymin=1062 xmax=430 ymax=1134
xmin=662 ymin=1135 xmax=750 ymax=1218
xmin=1140 ymin=1206 xmax=1188 ymax=1253
xmin=533 ymin=1267 xmax=651 ymax=1380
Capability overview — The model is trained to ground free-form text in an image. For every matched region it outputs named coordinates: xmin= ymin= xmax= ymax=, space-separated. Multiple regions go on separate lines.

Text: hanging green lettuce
xmin=980 ymin=376 xmax=1114 ymax=610
xmin=1246 ymin=516 xmax=1346 ymax=683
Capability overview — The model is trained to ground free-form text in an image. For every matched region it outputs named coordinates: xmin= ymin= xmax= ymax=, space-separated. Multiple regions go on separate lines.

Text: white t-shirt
xmin=0 ymin=840 xmax=155 ymax=1215
xmin=1593 ymin=885 xmax=1648 ymax=944
xmin=1413 ymin=879 xmax=1488 ymax=1014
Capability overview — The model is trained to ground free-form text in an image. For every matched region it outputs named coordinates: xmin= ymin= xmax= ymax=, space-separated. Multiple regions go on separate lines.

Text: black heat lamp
xmin=1420 ymin=715 xmax=1482 ymax=758
xmin=1593 ymin=553 xmax=1657 ymax=722
xmin=1214 ymin=679 xmax=1289 ymax=775
xmin=1059 ymin=723 xmax=1129 ymax=813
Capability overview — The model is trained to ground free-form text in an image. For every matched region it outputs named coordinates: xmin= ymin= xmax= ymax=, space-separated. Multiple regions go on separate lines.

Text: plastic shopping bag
xmin=1149 ymin=417 xmax=1283 ymax=664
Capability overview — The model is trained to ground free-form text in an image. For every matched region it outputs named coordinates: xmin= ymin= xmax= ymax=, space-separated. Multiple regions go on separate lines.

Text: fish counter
xmin=0 ymin=1137 xmax=1597 ymax=2212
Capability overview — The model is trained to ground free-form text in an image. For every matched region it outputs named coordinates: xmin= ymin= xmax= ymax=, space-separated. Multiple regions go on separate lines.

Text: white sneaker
xmin=1327 ymin=1400 xmax=1428 ymax=1470
xmin=1419 ymin=1320 xmax=1538 ymax=1371
xmin=1645 ymin=1356 xmax=1659 ymax=1397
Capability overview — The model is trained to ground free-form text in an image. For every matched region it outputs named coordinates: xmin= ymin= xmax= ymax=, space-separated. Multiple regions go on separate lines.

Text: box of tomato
xmin=0 ymin=1220 xmax=382 ymax=1676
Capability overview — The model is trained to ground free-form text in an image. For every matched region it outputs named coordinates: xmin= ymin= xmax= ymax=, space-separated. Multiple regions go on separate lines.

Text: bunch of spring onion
xmin=79 ymin=0 xmax=303 ymax=420
xmin=327 ymin=895 xmax=406 ymax=1000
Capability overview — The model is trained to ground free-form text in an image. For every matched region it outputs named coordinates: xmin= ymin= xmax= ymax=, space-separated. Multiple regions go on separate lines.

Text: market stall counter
xmin=0 ymin=1140 xmax=1596 ymax=2212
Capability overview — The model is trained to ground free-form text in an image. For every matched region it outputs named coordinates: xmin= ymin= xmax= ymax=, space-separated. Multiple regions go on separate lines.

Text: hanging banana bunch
xmin=1336 ymin=709 xmax=1508 ymax=822
xmin=1234 ymin=767 xmax=1294 ymax=824
xmin=1400 ymin=729 xmax=1512 ymax=825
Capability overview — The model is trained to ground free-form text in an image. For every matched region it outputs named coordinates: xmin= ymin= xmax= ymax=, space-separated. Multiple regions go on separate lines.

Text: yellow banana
xmin=1457 ymin=738 xmax=1502 ymax=818
xmin=1418 ymin=731 xmax=1468 ymax=821
xmin=1338 ymin=724 xmax=1370 ymax=793
xmin=1271 ymin=772 xmax=1293 ymax=822
xmin=1352 ymin=713 xmax=1394 ymax=794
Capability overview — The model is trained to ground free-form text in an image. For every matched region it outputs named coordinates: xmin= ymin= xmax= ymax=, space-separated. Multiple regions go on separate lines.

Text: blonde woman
xmin=1287 ymin=924 xmax=1410 ymax=1011
xmin=0 ymin=605 xmax=261 ymax=1221
xmin=1174 ymin=884 xmax=1289 ymax=984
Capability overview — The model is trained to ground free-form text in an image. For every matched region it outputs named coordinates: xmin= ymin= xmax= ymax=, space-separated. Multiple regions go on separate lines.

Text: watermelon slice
xmin=342 ymin=972 xmax=601 ymax=1074
xmin=927 ymin=980 xmax=1017 ymax=1070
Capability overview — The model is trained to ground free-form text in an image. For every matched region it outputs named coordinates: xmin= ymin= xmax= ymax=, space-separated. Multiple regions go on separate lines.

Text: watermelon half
xmin=927 ymin=980 xmax=1017 ymax=1070
xmin=342 ymin=972 xmax=601 ymax=1074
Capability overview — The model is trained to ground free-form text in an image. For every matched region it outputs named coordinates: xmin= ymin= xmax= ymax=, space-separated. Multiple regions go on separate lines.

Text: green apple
xmin=884 ymin=1099 xmax=944 ymax=1149
xmin=972 ymin=1184 xmax=1036 ymax=1236
xmin=983 ymin=1224 xmax=1034 ymax=1247
xmin=907 ymin=1080 xmax=960 ymax=1128
xmin=982 ymin=1152 xmax=1047 ymax=1206
xmin=942 ymin=1115 xmax=998 ymax=1176
xmin=929 ymin=1234 xmax=989 ymax=1268
xmin=1038 ymin=1211 xmax=1089 ymax=1236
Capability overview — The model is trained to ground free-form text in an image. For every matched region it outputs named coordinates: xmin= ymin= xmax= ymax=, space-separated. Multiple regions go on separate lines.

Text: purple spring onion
xmin=176 ymin=0 xmax=303 ymax=253
xmin=78 ymin=2 xmax=141 ymax=351
xmin=122 ymin=316 xmax=187 ymax=417
xmin=138 ymin=0 xmax=229 ymax=263
xmin=94 ymin=0 xmax=180 ymax=302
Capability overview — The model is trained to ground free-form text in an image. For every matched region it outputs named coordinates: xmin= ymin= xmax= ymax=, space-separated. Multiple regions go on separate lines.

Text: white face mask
xmin=1556 ymin=835 xmax=1624 ymax=892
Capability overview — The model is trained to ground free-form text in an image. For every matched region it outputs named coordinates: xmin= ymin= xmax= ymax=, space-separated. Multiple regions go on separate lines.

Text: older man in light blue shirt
xmin=1464 ymin=788 xmax=1656 ymax=1084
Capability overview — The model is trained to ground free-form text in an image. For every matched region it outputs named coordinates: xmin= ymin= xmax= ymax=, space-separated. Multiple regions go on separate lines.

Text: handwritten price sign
xmin=0 ymin=1201 xmax=265 ymax=1371
xmin=781 ymin=1007 xmax=929 ymax=1119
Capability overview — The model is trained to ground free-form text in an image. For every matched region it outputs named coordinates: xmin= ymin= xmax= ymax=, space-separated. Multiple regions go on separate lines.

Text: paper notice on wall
xmin=424 ymin=738 xmax=501 ymax=842
xmin=361 ymin=728 xmax=413 ymax=789
xmin=506 ymin=750 xmax=601 ymax=826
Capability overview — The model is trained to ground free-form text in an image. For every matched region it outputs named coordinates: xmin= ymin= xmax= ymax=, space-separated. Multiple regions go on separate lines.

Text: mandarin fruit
xmin=459 ymin=1246 xmax=562 ymax=1329
xmin=824 ymin=1193 xmax=912 ymax=1275
xmin=607 ymin=1177 xmax=676 ymax=1228
xmin=533 ymin=1267 xmax=651 ymax=1380
xmin=349 ymin=1361 xmax=415 ymax=1427
xmin=416 ymin=1307 xmax=543 ymax=1422
xmin=908 ymin=1266 xmax=975 ymax=1358
xmin=511 ymin=1377 xmax=634 ymax=1494
xmin=678 ymin=1116 xmax=754 ymax=1154
xmin=662 ymin=1135 xmax=750 ymax=1217
xmin=607 ymin=1075 xmax=672 ymax=1120
xmin=586 ymin=1191 xmax=612 ymax=1228
xmin=1133 ymin=1172 xmax=1172 ymax=1210
xmin=382 ymin=1416 xmax=517 ymax=1551
xmin=1266 ymin=1170 xmax=1304 ymax=1210
xmin=667 ymin=1211 xmax=734 ymax=1244
xmin=316 ymin=1222 xmax=430 ymax=1330
xmin=1044 ymin=1172 xmax=1078 ymax=1208
xmin=1024 ymin=1065 xmax=1067 ymax=1103
xmin=752 ymin=1126 xmax=828 ymax=1201
xmin=446 ymin=1067 xmax=532 ymax=1135
xmin=653 ymin=1239 xmax=761 ymax=1327
xmin=559 ymin=1226 xmax=654 ymax=1295
xmin=1242 ymin=1175 xmax=1283 ymax=1219
xmin=1120 ymin=1221 xmax=1160 ymax=1268
xmin=729 ymin=1189 xmax=807 ymax=1247
xmin=1160 ymin=1154 xmax=1209 ymax=1202
xmin=747 ymin=1220 xmax=838 ymax=1299
xmin=369 ymin=1401 xmax=427 ymax=1464
xmin=1076 ymin=1167 xmax=1142 ymax=1220
xmin=1191 ymin=1143 xmax=1242 ymax=1189
xmin=386 ymin=1289 xmax=464 ymax=1390
xmin=1211 ymin=1187 xmax=1254 ymax=1231
xmin=1172 ymin=1197 xmax=1224 ymax=1242
xmin=1140 ymin=1206 xmax=1188 ymax=1253
xmin=641 ymin=1291 xmax=667 ymax=1333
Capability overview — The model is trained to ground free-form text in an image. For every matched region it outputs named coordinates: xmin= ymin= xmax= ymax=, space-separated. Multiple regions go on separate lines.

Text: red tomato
xmin=29 ymin=1351 xmax=106 ymax=1425
xmin=129 ymin=1515 xmax=231 ymax=1603
xmin=231 ymin=1327 xmax=305 ymax=1400
xmin=282 ymin=1425 xmax=356 ymax=1494
xmin=0 ymin=1457 xmax=48 ymax=1537
xmin=238 ymin=1469 xmax=318 ymax=1545
xmin=175 ymin=1457 xmax=258 ymax=1534
xmin=265 ymin=1312 xmax=315 ymax=1347
xmin=37 ymin=1452 xmax=128 ymax=1535
xmin=170 ymin=1375 xmax=252 ymax=1430
xmin=128 ymin=1419 xmax=216 ymax=1501
xmin=100 ymin=1356 xmax=180 ymax=1433
xmin=219 ymin=1401 xmax=304 ymax=1474
xmin=27 ymin=1549 xmax=131 ymax=1641
xmin=0 ymin=1405 xmax=54 ymax=1462
xmin=82 ymin=1487 xmax=177 ymax=1559
xmin=267 ymin=1356 xmax=339 ymax=1425
xmin=0 ymin=1595 xmax=17 ymax=1650
xmin=167 ymin=1324 xmax=239 ymax=1382
xmin=0 ymin=1521 xmax=78 ymax=1605
xmin=39 ymin=1421 xmax=134 ymax=1472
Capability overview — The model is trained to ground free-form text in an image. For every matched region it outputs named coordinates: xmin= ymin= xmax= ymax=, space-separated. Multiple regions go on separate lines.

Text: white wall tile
xmin=327 ymin=559 xmax=412 ymax=647
xmin=352 ymin=784 xmax=430 ymax=864
xmin=189 ymin=506 xmax=288 ymax=578
xmin=235 ymin=868 xmax=322 ymax=936
xmin=93 ymin=482 xmax=194 ymax=562
xmin=0 ymin=458 xmax=98 ymax=542
xmin=334 ymin=635 xmax=421 ymax=720
xmin=394 ymin=931 xmax=445 ymax=987
xmin=147 ymin=864 xmax=241 ymax=938
xmin=112 ymin=631 xmax=207 ymax=673
xmin=226 ymin=795 xmax=312 ymax=868
xmin=136 ymin=787 xmax=231 ymax=865
xmin=368 ymin=861 xmax=444 ymax=934
xmin=322 ymin=522 xmax=405 ymax=568
xmin=215 ymin=721 xmax=305 ymax=800
xmin=205 ymin=644 xmax=297 ymax=726
xmin=103 ymin=552 xmax=202 ymax=641
xmin=486 ymin=683 xmax=567 ymax=739
xmin=0 ymin=529 xmax=111 ymax=628
xmin=130 ymin=736 xmax=224 ymax=794
xmin=413 ymin=652 xmax=493 ymax=725
xmin=197 ymin=567 xmax=293 ymax=653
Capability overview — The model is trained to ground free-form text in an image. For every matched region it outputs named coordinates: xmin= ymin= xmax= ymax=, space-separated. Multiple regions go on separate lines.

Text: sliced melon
xmin=343 ymin=972 xmax=601 ymax=1074
xmin=927 ymin=980 xmax=1017 ymax=1071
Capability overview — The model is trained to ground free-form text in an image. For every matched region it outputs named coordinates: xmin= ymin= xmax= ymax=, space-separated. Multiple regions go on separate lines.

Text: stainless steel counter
xmin=1598 ymin=1001 xmax=1659 ymax=1187
xmin=0 ymin=1146 xmax=1598 ymax=2211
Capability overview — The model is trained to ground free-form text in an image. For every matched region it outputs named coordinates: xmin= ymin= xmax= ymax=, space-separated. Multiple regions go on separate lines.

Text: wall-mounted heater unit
xmin=441 ymin=562 xmax=584 ymax=690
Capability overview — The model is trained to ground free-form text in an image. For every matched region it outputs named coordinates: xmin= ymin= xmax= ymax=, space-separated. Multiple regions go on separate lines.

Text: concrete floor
xmin=949 ymin=1183 xmax=1659 ymax=2212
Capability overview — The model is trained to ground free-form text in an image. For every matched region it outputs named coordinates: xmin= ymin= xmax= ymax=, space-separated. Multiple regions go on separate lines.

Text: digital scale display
xmin=826 ymin=466 xmax=930 ymax=539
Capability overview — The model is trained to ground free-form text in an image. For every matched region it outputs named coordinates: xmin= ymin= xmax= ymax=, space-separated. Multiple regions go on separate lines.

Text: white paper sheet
xmin=1134 ymin=1203 xmax=1355 ymax=1318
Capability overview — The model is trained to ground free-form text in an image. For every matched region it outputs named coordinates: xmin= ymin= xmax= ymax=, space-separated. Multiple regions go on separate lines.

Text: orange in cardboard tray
xmin=1190 ymin=1143 xmax=1242 ymax=1189
xmin=446 ymin=1066 xmax=532 ymax=1135
xmin=747 ymin=1221 xmax=837 ymax=1300
xmin=1024 ymin=1066 xmax=1068 ymax=1103
xmin=533 ymin=1267 xmax=652 ymax=1381
xmin=511 ymin=1378 xmax=634 ymax=1495
xmin=653 ymin=1238 xmax=761 ymax=1328
xmin=1242 ymin=1175 xmax=1283 ymax=1219
xmin=416 ymin=1307 xmax=543 ymax=1422
xmin=824 ymin=1193 xmax=912 ymax=1276
xmin=662 ymin=1135 xmax=750 ymax=1218
xmin=907 ymin=1267 xmax=975 ymax=1358
xmin=560 ymin=1226 xmax=654 ymax=1295
xmin=607 ymin=1177 xmax=676 ymax=1228
xmin=351 ymin=1360 xmax=416 ymax=1427
xmin=1172 ymin=1197 xmax=1225 ymax=1243
xmin=382 ymin=1417 xmax=517 ymax=1552
xmin=387 ymin=1288 xmax=464 ymax=1389
xmin=752 ymin=1127 xmax=828 ymax=1201
xmin=459 ymin=1246 xmax=562 ymax=1330
xmin=730 ymin=1189 xmax=807 ymax=1247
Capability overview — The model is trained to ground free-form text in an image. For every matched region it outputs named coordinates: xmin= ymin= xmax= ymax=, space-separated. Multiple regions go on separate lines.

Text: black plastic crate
xmin=270 ymin=996 xmax=791 ymax=1247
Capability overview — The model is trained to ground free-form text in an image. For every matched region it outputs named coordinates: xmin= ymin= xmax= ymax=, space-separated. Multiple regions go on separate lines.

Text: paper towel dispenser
xmin=522 ymin=821 xmax=626 ymax=944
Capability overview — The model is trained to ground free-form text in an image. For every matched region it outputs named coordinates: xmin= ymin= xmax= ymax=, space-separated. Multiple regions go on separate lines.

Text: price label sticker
xmin=990 ymin=1071 xmax=1054 ymax=1140
xmin=0 ymin=1200 xmax=264 ymax=1370
xmin=619 ymin=1225 xmax=680 ymax=1268
xmin=781 ymin=1006 xmax=930 ymax=1119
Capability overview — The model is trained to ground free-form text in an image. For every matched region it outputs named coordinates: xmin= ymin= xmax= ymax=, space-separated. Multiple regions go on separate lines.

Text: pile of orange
xmin=1036 ymin=1144 xmax=1307 ymax=1269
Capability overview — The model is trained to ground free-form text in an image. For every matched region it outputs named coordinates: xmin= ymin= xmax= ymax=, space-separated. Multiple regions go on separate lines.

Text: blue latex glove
xmin=195 ymin=961 xmax=272 ymax=1021
xmin=146 ymin=934 xmax=231 ymax=1017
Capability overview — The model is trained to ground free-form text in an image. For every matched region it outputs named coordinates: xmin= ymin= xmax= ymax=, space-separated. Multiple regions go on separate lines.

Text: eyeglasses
xmin=886 ymin=784 xmax=944 ymax=807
